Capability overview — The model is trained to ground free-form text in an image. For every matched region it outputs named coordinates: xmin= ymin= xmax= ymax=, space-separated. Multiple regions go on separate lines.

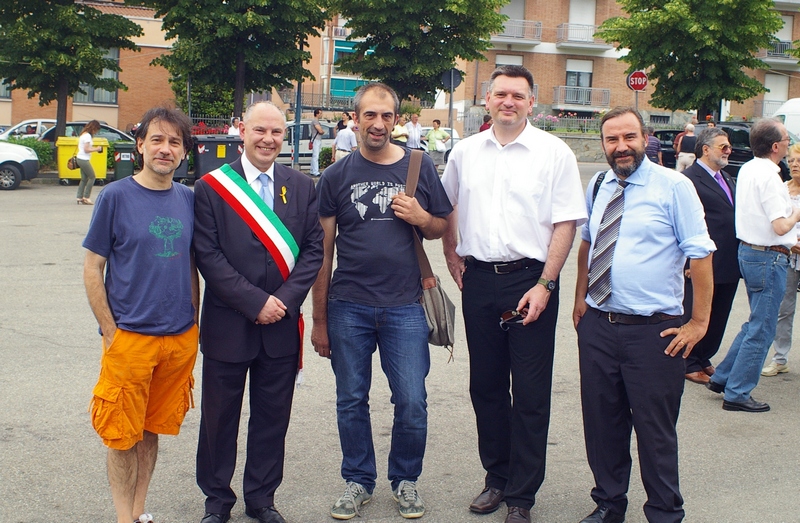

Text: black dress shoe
xmin=579 ymin=504 xmax=625 ymax=523
xmin=506 ymin=506 xmax=531 ymax=523
xmin=706 ymin=380 xmax=724 ymax=394
xmin=200 ymin=513 xmax=230 ymax=523
xmin=722 ymin=397 xmax=770 ymax=412
xmin=469 ymin=486 xmax=505 ymax=513
xmin=245 ymin=505 xmax=286 ymax=523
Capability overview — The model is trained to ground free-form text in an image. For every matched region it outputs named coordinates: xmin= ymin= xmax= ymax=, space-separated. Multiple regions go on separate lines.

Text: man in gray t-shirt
xmin=311 ymin=83 xmax=452 ymax=521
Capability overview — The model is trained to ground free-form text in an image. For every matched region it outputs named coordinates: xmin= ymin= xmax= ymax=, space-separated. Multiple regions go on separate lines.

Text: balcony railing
xmin=753 ymin=99 xmax=786 ymax=118
xmin=493 ymin=19 xmax=542 ymax=41
xmin=552 ymin=86 xmax=611 ymax=108
xmin=332 ymin=26 xmax=351 ymax=38
xmin=480 ymin=81 xmax=538 ymax=105
xmin=767 ymin=40 xmax=793 ymax=58
xmin=556 ymin=24 xmax=609 ymax=46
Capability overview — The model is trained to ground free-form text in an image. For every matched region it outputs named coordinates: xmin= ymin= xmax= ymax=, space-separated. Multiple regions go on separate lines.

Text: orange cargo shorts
xmin=89 ymin=325 xmax=199 ymax=450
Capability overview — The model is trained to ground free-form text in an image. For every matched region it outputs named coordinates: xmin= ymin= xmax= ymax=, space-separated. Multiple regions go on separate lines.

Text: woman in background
xmin=76 ymin=120 xmax=103 ymax=205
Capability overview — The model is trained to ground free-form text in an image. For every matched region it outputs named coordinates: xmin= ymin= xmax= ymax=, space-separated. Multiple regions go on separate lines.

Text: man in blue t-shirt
xmin=83 ymin=107 xmax=198 ymax=523
xmin=311 ymin=83 xmax=452 ymax=520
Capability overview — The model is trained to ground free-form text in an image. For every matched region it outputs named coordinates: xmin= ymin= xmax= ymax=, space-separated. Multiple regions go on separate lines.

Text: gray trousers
xmin=770 ymin=268 xmax=800 ymax=364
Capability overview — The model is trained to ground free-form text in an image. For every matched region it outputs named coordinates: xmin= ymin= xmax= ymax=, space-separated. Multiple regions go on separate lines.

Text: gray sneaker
xmin=393 ymin=480 xmax=425 ymax=519
xmin=331 ymin=481 xmax=372 ymax=520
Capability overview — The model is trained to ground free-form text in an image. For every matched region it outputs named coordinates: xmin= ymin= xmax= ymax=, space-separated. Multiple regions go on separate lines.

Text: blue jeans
xmin=711 ymin=244 xmax=788 ymax=403
xmin=311 ymin=139 xmax=322 ymax=175
xmin=328 ymin=299 xmax=430 ymax=492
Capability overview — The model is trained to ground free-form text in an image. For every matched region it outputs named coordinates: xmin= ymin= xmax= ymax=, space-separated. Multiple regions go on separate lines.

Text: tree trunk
xmin=55 ymin=77 xmax=70 ymax=162
xmin=233 ymin=51 xmax=245 ymax=118
xmin=696 ymin=105 xmax=715 ymax=123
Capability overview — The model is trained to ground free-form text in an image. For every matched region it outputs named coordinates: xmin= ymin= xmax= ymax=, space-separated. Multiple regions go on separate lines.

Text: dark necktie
xmin=587 ymin=179 xmax=629 ymax=305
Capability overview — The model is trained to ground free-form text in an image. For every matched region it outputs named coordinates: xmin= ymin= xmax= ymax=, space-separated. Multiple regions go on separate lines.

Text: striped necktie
xmin=587 ymin=179 xmax=629 ymax=305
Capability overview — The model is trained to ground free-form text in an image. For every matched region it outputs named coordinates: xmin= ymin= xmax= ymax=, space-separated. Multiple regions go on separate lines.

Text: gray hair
xmin=695 ymin=127 xmax=729 ymax=158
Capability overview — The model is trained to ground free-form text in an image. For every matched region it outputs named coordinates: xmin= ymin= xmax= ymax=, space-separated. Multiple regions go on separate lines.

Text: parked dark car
xmin=655 ymin=122 xmax=793 ymax=179
xmin=653 ymin=129 xmax=680 ymax=169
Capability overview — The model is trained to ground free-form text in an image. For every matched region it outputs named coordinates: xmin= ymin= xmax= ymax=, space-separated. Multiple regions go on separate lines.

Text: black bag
xmin=405 ymin=150 xmax=457 ymax=359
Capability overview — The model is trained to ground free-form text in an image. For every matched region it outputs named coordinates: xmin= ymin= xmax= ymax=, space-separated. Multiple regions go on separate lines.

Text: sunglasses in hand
xmin=499 ymin=308 xmax=529 ymax=330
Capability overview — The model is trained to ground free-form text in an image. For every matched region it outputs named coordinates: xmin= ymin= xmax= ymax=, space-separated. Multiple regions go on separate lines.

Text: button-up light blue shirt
xmin=581 ymin=157 xmax=716 ymax=316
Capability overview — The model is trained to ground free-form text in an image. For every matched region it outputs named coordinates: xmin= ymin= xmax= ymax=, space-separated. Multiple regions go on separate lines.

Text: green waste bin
xmin=112 ymin=142 xmax=136 ymax=180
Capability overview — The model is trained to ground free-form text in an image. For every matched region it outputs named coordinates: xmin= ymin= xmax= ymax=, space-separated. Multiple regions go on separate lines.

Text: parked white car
xmin=0 ymin=141 xmax=40 ymax=190
xmin=0 ymin=119 xmax=56 ymax=141
xmin=276 ymin=120 xmax=336 ymax=168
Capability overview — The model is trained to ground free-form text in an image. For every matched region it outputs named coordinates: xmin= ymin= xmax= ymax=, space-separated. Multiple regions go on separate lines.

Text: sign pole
xmin=635 ymin=91 xmax=639 ymax=112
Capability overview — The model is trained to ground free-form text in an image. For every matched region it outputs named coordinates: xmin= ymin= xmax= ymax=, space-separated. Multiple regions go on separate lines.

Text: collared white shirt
xmin=735 ymin=156 xmax=795 ymax=248
xmin=406 ymin=121 xmax=423 ymax=149
xmin=241 ymin=151 xmax=275 ymax=204
xmin=441 ymin=122 xmax=587 ymax=262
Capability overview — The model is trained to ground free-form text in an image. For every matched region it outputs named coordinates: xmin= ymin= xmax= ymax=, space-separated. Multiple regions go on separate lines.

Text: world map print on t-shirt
xmin=148 ymin=216 xmax=184 ymax=258
xmin=350 ymin=181 xmax=405 ymax=221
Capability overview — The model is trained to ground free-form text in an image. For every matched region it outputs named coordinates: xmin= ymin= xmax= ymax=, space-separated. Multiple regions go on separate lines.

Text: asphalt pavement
xmin=1 ymin=165 xmax=799 ymax=523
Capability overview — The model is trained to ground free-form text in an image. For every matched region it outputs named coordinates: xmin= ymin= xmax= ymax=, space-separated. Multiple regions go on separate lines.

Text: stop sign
xmin=626 ymin=71 xmax=648 ymax=91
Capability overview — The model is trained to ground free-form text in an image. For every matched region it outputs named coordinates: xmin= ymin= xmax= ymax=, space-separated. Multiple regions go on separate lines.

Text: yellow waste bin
xmin=56 ymin=136 xmax=110 ymax=185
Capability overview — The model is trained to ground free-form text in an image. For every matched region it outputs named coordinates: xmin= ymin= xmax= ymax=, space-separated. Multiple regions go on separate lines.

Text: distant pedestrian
xmin=406 ymin=113 xmax=424 ymax=150
xmin=392 ymin=115 xmax=410 ymax=145
xmin=425 ymin=119 xmax=450 ymax=169
xmin=479 ymin=114 xmax=492 ymax=132
xmin=76 ymin=120 xmax=104 ymax=205
xmin=332 ymin=120 xmax=358 ymax=162
xmin=675 ymin=123 xmax=696 ymax=172
xmin=645 ymin=126 xmax=662 ymax=165
xmin=762 ymin=144 xmax=800 ymax=378
xmin=311 ymin=108 xmax=325 ymax=177
xmin=227 ymin=117 xmax=241 ymax=135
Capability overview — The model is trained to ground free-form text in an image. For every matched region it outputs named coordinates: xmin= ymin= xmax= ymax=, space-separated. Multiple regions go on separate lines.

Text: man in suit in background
xmin=681 ymin=127 xmax=740 ymax=384
xmin=193 ymin=101 xmax=324 ymax=523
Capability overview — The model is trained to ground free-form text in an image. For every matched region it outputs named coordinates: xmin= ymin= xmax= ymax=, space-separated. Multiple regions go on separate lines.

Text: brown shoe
xmin=685 ymin=370 xmax=710 ymax=384
xmin=703 ymin=365 xmax=715 ymax=376
xmin=469 ymin=486 xmax=504 ymax=514
xmin=505 ymin=506 xmax=530 ymax=523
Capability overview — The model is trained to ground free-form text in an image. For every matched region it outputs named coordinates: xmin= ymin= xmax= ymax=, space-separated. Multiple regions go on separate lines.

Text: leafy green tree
xmin=0 ymin=0 xmax=142 ymax=141
xmin=596 ymin=0 xmax=782 ymax=119
xmin=140 ymin=0 xmax=328 ymax=118
xmin=330 ymin=0 xmax=507 ymax=102
xmin=170 ymin=77 xmax=239 ymax=118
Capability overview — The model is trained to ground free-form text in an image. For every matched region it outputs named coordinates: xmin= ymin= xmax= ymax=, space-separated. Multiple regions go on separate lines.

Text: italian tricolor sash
xmin=202 ymin=164 xmax=299 ymax=280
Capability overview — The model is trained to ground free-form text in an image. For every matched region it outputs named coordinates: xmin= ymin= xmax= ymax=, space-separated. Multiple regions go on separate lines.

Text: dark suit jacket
xmin=193 ymin=158 xmax=324 ymax=363
xmin=682 ymin=161 xmax=740 ymax=283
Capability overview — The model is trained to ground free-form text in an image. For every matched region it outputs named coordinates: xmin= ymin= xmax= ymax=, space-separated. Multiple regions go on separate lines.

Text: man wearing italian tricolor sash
xmin=193 ymin=102 xmax=323 ymax=523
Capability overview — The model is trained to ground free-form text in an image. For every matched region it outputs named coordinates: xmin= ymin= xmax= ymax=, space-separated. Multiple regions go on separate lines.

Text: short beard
xmin=607 ymin=149 xmax=645 ymax=179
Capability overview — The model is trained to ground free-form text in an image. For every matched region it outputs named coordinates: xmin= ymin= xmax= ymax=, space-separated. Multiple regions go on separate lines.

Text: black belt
xmin=591 ymin=307 xmax=680 ymax=325
xmin=465 ymin=256 xmax=539 ymax=275
xmin=741 ymin=241 xmax=790 ymax=256
xmin=336 ymin=149 xmax=350 ymax=152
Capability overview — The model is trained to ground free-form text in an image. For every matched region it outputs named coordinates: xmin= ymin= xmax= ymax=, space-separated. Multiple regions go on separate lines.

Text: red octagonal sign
xmin=627 ymin=71 xmax=648 ymax=91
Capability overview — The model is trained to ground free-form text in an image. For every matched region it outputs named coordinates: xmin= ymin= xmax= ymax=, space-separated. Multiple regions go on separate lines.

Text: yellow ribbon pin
xmin=280 ymin=186 xmax=287 ymax=204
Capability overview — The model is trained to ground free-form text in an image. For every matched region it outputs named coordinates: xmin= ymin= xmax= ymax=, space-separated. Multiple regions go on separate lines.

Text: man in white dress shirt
xmin=707 ymin=118 xmax=800 ymax=412
xmin=440 ymin=65 xmax=587 ymax=523
xmin=405 ymin=113 xmax=424 ymax=150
